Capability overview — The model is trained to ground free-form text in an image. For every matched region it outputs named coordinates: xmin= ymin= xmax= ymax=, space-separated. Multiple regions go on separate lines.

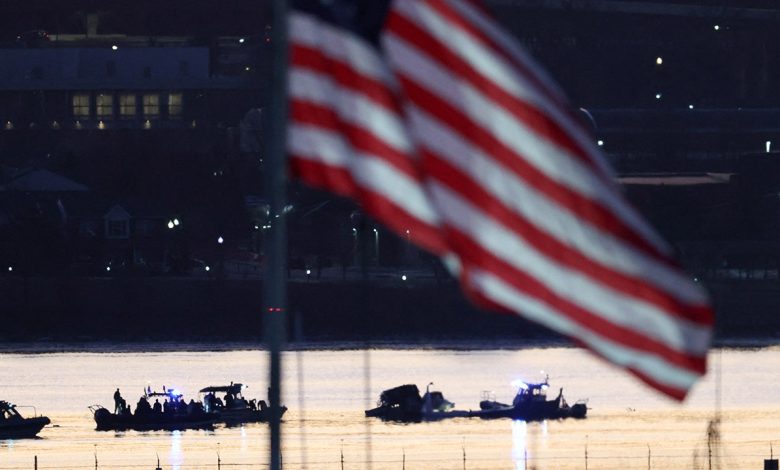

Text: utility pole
xmin=264 ymin=0 xmax=289 ymax=469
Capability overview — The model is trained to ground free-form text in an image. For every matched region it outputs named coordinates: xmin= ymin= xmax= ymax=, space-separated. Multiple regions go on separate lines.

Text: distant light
xmin=254 ymin=225 xmax=259 ymax=230
xmin=767 ymin=141 xmax=772 ymax=153
xmin=373 ymin=228 xmax=378 ymax=233
xmin=401 ymin=274 xmax=407 ymax=281
xmin=4 ymin=121 xmax=13 ymax=130
xmin=306 ymin=269 xmax=311 ymax=275
xmin=352 ymin=228 xmax=357 ymax=233
xmin=597 ymin=140 xmax=604 ymax=147
xmin=75 ymin=121 xmax=82 ymax=130
xmin=655 ymin=56 xmax=663 ymax=65
xmin=655 ymin=93 xmax=662 ymax=100
xmin=111 ymin=45 xmax=118 ymax=51
xmin=51 ymin=120 xmax=60 ymax=129
xmin=217 ymin=236 xmax=224 ymax=244
xmin=7 ymin=266 xmax=12 ymax=272
xmin=714 ymin=25 xmax=720 ymax=31
xmin=167 ymin=220 xmax=174 ymax=229
xmin=405 ymin=229 xmax=410 ymax=235
xmin=245 ymin=66 xmax=251 ymax=71
xmin=190 ymin=120 xmax=197 ymax=128
xmin=173 ymin=218 xmax=180 ymax=226
xmin=205 ymin=266 xmax=210 ymax=272
xmin=143 ymin=120 xmax=151 ymax=129
xmin=239 ymin=38 xmax=245 ymax=44
xmin=98 ymin=121 xmax=106 ymax=130
xmin=688 ymin=104 xmax=695 ymax=110
xmin=693 ymin=277 xmax=699 ymax=283
xmin=106 ymin=266 xmax=111 ymax=272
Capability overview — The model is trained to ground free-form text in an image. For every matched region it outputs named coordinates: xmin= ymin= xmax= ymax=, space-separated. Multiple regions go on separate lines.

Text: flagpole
xmin=264 ymin=0 xmax=289 ymax=469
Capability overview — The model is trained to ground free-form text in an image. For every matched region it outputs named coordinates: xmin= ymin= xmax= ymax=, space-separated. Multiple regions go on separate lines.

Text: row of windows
xmin=72 ymin=92 xmax=183 ymax=119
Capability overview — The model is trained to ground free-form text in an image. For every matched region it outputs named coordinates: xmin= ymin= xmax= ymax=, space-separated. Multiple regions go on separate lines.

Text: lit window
xmin=72 ymin=93 xmax=90 ymax=118
xmin=168 ymin=93 xmax=183 ymax=118
xmin=96 ymin=93 xmax=114 ymax=119
xmin=143 ymin=94 xmax=160 ymax=118
xmin=119 ymin=94 xmax=136 ymax=119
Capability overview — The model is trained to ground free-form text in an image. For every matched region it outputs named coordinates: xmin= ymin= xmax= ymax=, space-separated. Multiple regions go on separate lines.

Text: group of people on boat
xmin=202 ymin=390 xmax=263 ymax=412
xmin=113 ymin=388 xmax=205 ymax=417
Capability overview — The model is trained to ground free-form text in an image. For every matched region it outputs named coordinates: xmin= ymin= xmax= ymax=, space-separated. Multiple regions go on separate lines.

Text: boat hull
xmin=219 ymin=406 xmax=287 ymax=425
xmin=92 ymin=407 xmax=218 ymax=431
xmin=0 ymin=416 xmax=50 ymax=439
xmin=474 ymin=400 xmax=587 ymax=421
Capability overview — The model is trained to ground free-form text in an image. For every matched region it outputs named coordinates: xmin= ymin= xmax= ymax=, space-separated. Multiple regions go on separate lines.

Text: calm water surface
xmin=0 ymin=344 xmax=778 ymax=469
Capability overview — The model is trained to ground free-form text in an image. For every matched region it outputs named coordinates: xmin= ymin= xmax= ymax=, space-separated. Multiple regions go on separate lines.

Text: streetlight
xmin=217 ymin=236 xmax=224 ymax=244
xmin=173 ymin=218 xmax=180 ymax=226
xmin=167 ymin=220 xmax=175 ymax=229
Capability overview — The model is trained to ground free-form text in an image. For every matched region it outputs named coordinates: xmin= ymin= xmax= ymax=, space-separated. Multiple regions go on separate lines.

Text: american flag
xmin=287 ymin=0 xmax=714 ymax=400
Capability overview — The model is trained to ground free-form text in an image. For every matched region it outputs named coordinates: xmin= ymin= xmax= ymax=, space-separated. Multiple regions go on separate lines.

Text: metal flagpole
xmin=264 ymin=0 xmax=289 ymax=469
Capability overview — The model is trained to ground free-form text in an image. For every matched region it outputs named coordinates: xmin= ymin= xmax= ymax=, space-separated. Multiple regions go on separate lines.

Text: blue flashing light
xmin=511 ymin=379 xmax=529 ymax=390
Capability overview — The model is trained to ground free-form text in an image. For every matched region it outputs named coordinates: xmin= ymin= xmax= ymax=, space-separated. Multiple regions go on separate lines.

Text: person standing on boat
xmin=113 ymin=388 xmax=123 ymax=413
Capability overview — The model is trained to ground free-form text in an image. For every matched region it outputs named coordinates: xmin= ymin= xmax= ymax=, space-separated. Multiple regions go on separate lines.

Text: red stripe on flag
xmin=291 ymin=44 xmax=399 ymax=113
xmin=400 ymin=74 xmax=671 ymax=262
xmin=386 ymin=9 xmax=601 ymax=174
xmin=417 ymin=0 xmax=589 ymax=136
xmin=451 ymin=237 xmax=707 ymax=375
xmin=423 ymin=151 xmax=713 ymax=325
xmin=289 ymin=157 xmax=447 ymax=254
xmin=289 ymin=157 xmax=357 ymax=198
xmin=290 ymin=100 xmax=420 ymax=181
xmin=568 ymin=338 xmax=691 ymax=401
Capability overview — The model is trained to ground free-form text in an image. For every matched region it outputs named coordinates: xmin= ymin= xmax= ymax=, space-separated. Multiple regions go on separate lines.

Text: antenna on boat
xmin=93 ymin=444 xmax=98 ymax=470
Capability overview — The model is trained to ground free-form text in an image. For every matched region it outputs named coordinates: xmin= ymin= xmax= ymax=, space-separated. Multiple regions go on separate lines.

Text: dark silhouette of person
xmin=113 ymin=388 xmax=123 ymax=413
xmin=153 ymin=399 xmax=162 ymax=414
xmin=135 ymin=396 xmax=151 ymax=416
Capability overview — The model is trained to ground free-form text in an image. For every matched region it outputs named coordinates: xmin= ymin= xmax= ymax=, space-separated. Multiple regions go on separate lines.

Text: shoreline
xmin=0 ymin=336 xmax=775 ymax=354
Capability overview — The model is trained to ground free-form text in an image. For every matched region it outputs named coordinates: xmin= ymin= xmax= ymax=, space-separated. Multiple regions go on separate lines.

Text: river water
xmin=0 ymin=343 xmax=778 ymax=469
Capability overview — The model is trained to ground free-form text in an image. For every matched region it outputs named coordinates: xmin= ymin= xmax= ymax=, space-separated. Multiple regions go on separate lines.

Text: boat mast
xmin=264 ymin=0 xmax=289 ymax=469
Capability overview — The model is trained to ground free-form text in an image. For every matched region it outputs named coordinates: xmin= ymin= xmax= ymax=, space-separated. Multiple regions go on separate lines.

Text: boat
xmin=0 ymin=400 xmax=50 ymax=439
xmin=365 ymin=383 xmax=468 ymax=422
xmin=473 ymin=376 xmax=587 ymax=421
xmin=89 ymin=387 xmax=219 ymax=431
xmin=198 ymin=382 xmax=287 ymax=424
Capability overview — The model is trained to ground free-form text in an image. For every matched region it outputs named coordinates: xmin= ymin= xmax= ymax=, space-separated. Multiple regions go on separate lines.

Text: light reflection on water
xmin=511 ymin=419 xmax=528 ymax=469
xmin=169 ymin=430 xmax=182 ymax=470
xmin=0 ymin=345 xmax=778 ymax=469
